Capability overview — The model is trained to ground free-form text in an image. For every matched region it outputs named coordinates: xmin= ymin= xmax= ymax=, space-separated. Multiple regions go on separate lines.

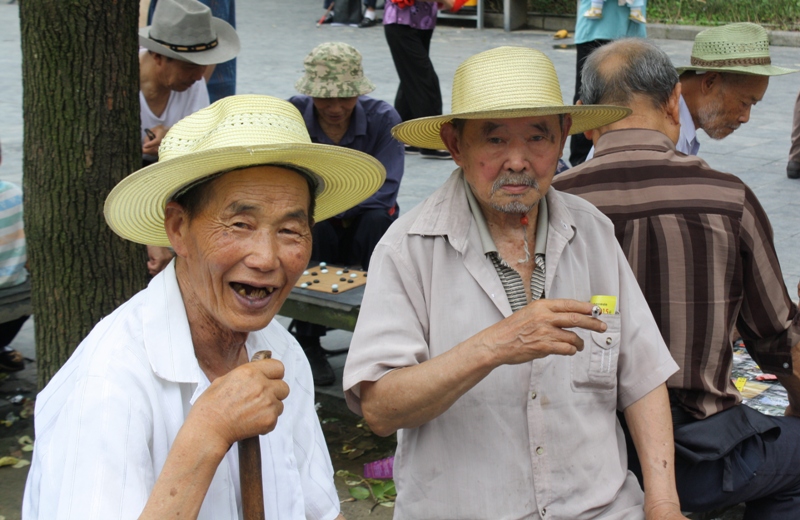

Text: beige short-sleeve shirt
xmin=343 ymin=169 xmax=678 ymax=520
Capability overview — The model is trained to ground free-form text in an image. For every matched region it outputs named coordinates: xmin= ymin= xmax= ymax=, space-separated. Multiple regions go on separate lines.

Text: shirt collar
xmin=463 ymin=175 xmax=548 ymax=257
xmin=142 ymin=260 xmax=200 ymax=385
xmin=594 ymin=128 xmax=677 ymax=157
xmin=301 ymin=96 xmax=366 ymax=146
xmin=678 ymin=94 xmax=700 ymax=156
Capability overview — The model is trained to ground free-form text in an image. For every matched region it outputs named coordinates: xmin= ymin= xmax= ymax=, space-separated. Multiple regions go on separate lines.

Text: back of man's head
xmin=581 ymin=38 xmax=678 ymax=111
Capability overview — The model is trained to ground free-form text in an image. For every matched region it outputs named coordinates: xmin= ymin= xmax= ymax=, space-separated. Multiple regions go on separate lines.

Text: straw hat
xmin=105 ymin=95 xmax=386 ymax=247
xmin=139 ymin=0 xmax=240 ymax=66
xmin=392 ymin=46 xmax=631 ymax=151
xmin=295 ymin=42 xmax=376 ymax=98
xmin=676 ymin=23 xmax=797 ymax=76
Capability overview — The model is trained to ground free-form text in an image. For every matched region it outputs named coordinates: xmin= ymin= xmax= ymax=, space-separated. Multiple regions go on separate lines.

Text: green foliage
xmin=647 ymin=0 xmax=800 ymax=29
xmin=336 ymin=470 xmax=397 ymax=507
xmin=482 ymin=0 xmax=800 ymax=29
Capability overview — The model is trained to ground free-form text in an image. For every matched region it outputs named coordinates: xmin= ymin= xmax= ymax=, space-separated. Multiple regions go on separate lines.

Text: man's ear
xmin=440 ymin=122 xmax=464 ymax=165
xmin=700 ymin=72 xmax=722 ymax=95
xmin=163 ymin=201 xmax=189 ymax=257
xmin=666 ymin=82 xmax=682 ymax=126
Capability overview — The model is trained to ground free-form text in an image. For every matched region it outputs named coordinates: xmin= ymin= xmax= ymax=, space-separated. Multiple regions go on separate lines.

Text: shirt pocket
xmin=571 ymin=314 xmax=620 ymax=392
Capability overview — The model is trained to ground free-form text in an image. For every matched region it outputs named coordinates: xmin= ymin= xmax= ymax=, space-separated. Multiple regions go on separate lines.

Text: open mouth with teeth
xmin=230 ymin=281 xmax=275 ymax=300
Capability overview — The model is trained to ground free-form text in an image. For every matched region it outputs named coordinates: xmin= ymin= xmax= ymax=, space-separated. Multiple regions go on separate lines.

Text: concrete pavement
xmin=1 ymin=0 xmax=800 ymax=426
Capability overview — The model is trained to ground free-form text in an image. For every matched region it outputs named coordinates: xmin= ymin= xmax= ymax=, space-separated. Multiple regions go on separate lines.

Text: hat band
xmin=690 ymin=55 xmax=771 ymax=68
xmin=149 ymin=36 xmax=219 ymax=53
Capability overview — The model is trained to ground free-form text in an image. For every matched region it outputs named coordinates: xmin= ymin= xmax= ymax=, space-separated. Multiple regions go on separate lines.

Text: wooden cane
xmin=239 ymin=350 xmax=272 ymax=520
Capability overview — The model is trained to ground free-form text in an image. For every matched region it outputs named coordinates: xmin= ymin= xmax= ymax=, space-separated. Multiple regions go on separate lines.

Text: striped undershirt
xmin=464 ymin=178 xmax=547 ymax=312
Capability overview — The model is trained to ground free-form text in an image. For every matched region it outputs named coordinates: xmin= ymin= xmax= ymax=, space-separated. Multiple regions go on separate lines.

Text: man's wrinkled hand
xmin=147 ymin=245 xmax=175 ymax=276
xmin=142 ymin=124 xmax=168 ymax=157
xmin=480 ymin=298 xmax=607 ymax=366
xmin=187 ymin=359 xmax=290 ymax=450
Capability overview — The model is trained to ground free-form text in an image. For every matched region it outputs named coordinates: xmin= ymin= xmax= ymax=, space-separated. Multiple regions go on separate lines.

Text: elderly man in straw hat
xmin=22 ymin=95 xmax=385 ymax=519
xmin=139 ymin=0 xmax=241 ymax=277
xmin=288 ymin=42 xmax=404 ymax=386
xmin=677 ymin=22 xmax=796 ymax=157
xmin=343 ymin=46 xmax=687 ymax=519
xmin=555 ymin=37 xmax=800 ymax=518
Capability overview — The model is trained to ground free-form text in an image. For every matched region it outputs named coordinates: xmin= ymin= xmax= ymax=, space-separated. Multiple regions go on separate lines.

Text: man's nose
xmin=504 ymin=139 xmax=530 ymax=171
xmin=245 ymin=231 xmax=281 ymax=272
xmin=193 ymin=66 xmax=208 ymax=82
xmin=739 ymin=105 xmax=752 ymax=124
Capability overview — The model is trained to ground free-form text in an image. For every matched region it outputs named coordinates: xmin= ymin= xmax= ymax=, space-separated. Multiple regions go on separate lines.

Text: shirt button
xmin=541 ymin=507 xmax=547 ymax=516
xmin=531 ymin=392 xmax=537 ymax=400
xmin=784 ymin=362 xmax=790 ymax=369
xmin=605 ymin=337 xmax=612 ymax=345
xmin=536 ymin=446 xmax=544 ymax=455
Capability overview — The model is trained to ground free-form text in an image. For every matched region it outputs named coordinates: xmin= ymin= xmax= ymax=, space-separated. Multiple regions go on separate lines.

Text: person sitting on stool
xmin=289 ymin=42 xmax=404 ymax=386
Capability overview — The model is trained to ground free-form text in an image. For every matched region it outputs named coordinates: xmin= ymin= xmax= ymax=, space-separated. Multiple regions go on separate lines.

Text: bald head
xmin=580 ymin=38 xmax=678 ymax=111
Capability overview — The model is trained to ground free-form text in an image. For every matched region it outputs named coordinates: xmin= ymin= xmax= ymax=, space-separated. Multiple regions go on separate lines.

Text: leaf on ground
xmin=346 ymin=449 xmax=365 ymax=460
xmin=22 ymin=444 xmax=34 ymax=452
xmin=18 ymin=435 xmax=33 ymax=446
xmin=0 ymin=456 xmax=20 ymax=467
xmin=12 ymin=459 xmax=30 ymax=468
xmin=378 ymin=501 xmax=395 ymax=507
xmin=349 ymin=486 xmax=370 ymax=500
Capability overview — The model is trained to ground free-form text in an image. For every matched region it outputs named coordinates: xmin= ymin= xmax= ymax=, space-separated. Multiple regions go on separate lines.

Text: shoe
xmin=318 ymin=11 xmax=334 ymax=24
xmin=404 ymin=145 xmax=420 ymax=155
xmin=0 ymin=346 xmax=24 ymax=372
xmin=420 ymin=148 xmax=452 ymax=160
xmin=297 ymin=336 xmax=336 ymax=386
xmin=628 ymin=10 xmax=646 ymax=23
xmin=358 ymin=16 xmax=377 ymax=28
xmin=583 ymin=7 xmax=603 ymax=19
xmin=788 ymin=160 xmax=800 ymax=179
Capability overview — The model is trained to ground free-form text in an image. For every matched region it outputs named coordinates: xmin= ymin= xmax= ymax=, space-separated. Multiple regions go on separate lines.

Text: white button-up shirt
xmin=23 ymin=261 xmax=339 ymax=520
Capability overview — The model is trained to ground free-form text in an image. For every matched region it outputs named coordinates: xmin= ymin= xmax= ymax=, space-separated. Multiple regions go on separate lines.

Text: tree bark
xmin=20 ymin=0 xmax=148 ymax=387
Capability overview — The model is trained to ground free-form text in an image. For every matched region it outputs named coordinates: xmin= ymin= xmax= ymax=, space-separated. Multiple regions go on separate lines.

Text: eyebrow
xmin=479 ymin=121 xmax=553 ymax=136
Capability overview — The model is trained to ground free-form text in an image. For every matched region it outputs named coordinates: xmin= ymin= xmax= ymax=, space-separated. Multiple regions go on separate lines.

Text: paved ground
xmin=1 ymin=0 xmax=800 ymax=517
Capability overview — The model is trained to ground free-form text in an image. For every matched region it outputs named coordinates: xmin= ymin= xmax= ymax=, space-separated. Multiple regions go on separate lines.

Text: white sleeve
xmin=286 ymin=343 xmax=340 ymax=520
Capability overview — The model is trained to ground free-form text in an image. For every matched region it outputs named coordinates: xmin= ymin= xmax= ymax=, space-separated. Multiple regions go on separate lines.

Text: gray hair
xmin=580 ymin=38 xmax=678 ymax=110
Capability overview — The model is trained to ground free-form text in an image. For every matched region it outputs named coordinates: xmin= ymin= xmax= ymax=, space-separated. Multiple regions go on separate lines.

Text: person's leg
xmin=384 ymin=24 xmax=411 ymax=121
xmin=787 ymin=89 xmax=800 ymax=178
xmin=360 ymin=0 xmax=377 ymax=24
xmin=569 ymin=39 xmax=611 ymax=166
xmin=674 ymin=415 xmax=800 ymax=519
xmin=0 ymin=315 xmax=29 ymax=372
xmin=346 ymin=208 xmax=398 ymax=270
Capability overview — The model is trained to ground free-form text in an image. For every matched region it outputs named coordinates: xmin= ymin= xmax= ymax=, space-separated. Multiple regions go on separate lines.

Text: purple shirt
xmin=383 ymin=1 xmax=438 ymax=30
xmin=289 ymin=95 xmax=404 ymax=220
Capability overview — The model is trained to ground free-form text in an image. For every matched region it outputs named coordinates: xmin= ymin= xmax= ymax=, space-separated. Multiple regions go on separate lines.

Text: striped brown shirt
xmin=554 ymin=129 xmax=798 ymax=419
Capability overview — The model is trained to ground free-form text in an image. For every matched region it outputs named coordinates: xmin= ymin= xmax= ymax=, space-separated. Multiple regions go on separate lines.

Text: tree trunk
xmin=20 ymin=0 xmax=148 ymax=387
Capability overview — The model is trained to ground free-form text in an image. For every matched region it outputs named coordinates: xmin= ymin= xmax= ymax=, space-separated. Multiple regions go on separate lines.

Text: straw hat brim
xmin=138 ymin=18 xmax=240 ymax=66
xmin=676 ymin=64 xmax=798 ymax=76
xmin=391 ymin=105 xmax=632 ymax=150
xmin=104 ymin=144 xmax=386 ymax=247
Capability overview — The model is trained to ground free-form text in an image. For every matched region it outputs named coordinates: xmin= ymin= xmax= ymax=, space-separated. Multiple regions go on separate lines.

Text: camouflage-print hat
xmin=295 ymin=42 xmax=376 ymax=98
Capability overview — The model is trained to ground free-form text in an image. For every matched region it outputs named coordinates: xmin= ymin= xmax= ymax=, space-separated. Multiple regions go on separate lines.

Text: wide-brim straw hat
xmin=676 ymin=22 xmax=797 ymax=76
xmin=139 ymin=0 xmax=240 ymax=66
xmin=392 ymin=46 xmax=631 ymax=151
xmin=105 ymin=95 xmax=386 ymax=247
xmin=295 ymin=42 xmax=376 ymax=98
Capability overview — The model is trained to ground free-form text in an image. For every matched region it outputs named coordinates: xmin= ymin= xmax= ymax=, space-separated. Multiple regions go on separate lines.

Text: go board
xmin=294 ymin=263 xmax=367 ymax=294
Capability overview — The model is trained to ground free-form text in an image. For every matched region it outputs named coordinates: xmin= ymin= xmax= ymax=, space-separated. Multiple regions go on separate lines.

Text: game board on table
xmin=294 ymin=262 xmax=367 ymax=294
